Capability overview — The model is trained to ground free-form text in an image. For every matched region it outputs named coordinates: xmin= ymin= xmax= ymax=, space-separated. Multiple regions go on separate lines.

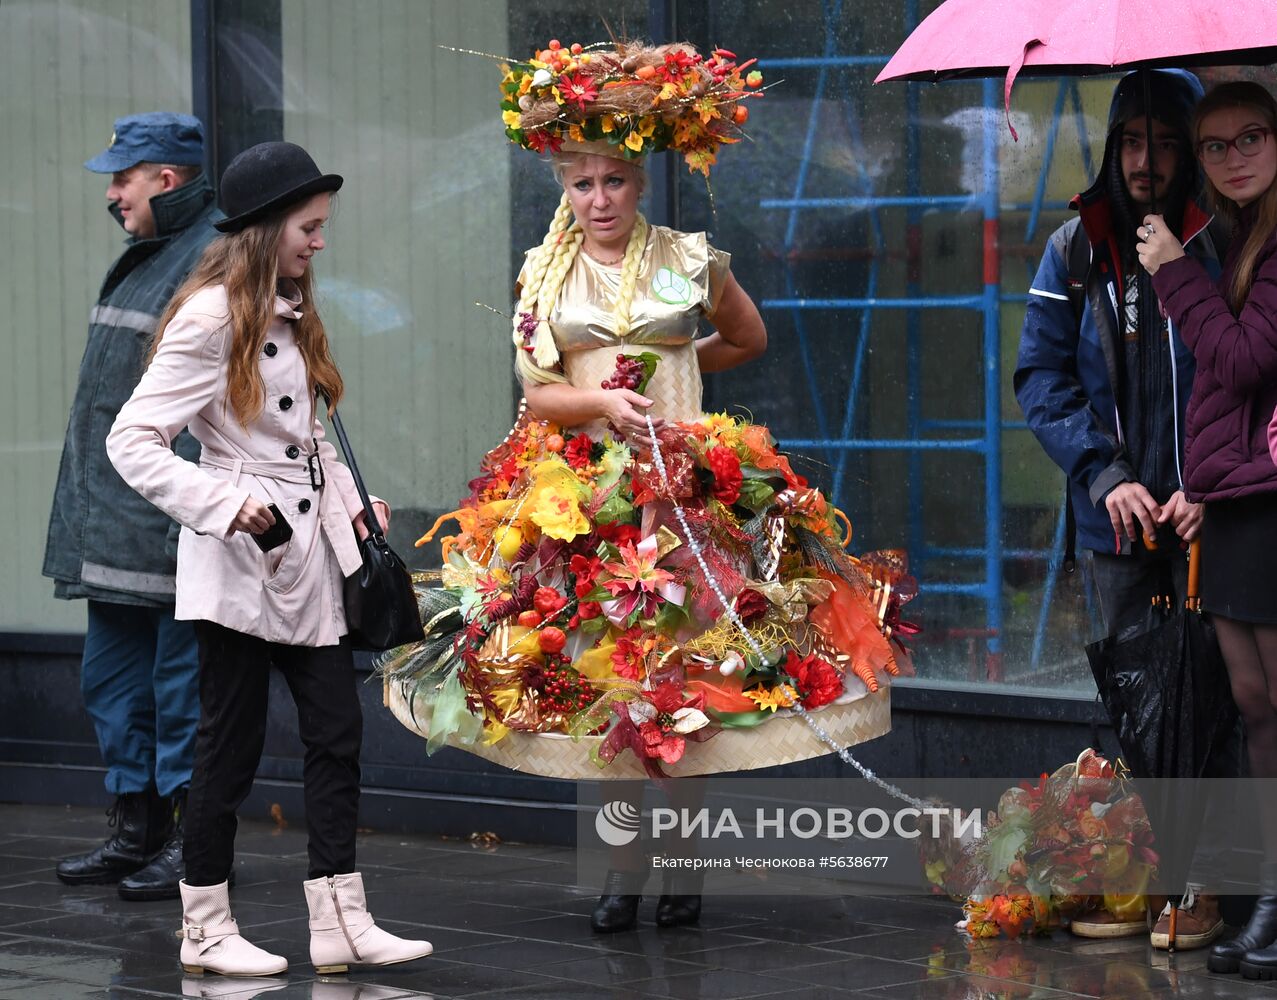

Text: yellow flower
xmin=518 ymin=75 xmax=532 ymax=96
xmin=745 ymin=684 xmax=796 ymax=712
xmin=552 ymin=86 xmax=565 ymax=106
xmin=522 ymin=459 xmax=591 ymax=541
xmin=624 ymin=130 xmax=645 ymax=153
xmin=569 ymin=124 xmax=585 ymax=142
xmin=502 ymin=109 xmax=523 ymax=128
xmin=601 ymin=114 xmax=616 ymax=134
xmin=700 ymin=412 xmax=738 ymax=440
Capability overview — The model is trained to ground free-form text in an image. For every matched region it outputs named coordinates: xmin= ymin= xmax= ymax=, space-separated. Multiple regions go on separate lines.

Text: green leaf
xmin=594 ymin=492 xmax=634 ymax=526
xmin=652 ymin=596 xmax=691 ymax=634
xmin=578 ymin=614 xmax=609 ymax=635
xmin=736 ymin=478 xmax=775 ymax=512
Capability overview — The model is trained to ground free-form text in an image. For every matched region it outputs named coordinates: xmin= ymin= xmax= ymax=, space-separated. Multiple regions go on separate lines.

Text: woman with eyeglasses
xmin=1138 ymin=80 xmax=1277 ymax=980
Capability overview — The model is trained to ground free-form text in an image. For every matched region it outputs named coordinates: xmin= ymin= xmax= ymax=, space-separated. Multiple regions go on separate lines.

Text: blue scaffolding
xmin=756 ymin=1 xmax=1096 ymax=679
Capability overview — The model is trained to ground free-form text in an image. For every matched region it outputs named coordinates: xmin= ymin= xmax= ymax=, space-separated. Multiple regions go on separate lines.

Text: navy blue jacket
xmin=1015 ymin=194 xmax=1222 ymax=553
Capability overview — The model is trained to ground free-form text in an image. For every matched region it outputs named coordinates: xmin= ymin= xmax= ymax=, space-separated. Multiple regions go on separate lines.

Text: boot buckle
xmin=182 ymin=923 xmax=205 ymax=942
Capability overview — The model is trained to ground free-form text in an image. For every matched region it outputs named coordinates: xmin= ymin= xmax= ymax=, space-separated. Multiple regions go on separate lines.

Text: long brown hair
xmin=1194 ymin=81 xmax=1277 ymax=313
xmin=151 ymin=211 xmax=344 ymax=425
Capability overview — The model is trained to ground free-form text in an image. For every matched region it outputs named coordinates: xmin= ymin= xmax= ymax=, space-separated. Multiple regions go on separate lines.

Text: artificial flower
xmin=564 ymin=433 xmax=595 ymax=471
xmin=784 ymin=651 xmax=843 ymax=709
xmin=610 ymin=627 xmax=651 ymax=681
xmin=734 ymin=588 xmax=770 ymax=626
xmin=707 ymin=444 xmax=743 ymax=504
xmin=570 ymin=553 xmax=603 ymax=597
xmin=627 ymin=682 xmax=709 ymax=764
xmin=559 ymin=70 xmax=598 ymax=110
xmin=526 ymin=129 xmax=563 ymax=154
xmin=600 ymin=539 xmax=677 ymax=621
xmin=524 ymin=460 xmax=591 ymax=541
xmin=745 ymin=684 xmax=796 ymax=713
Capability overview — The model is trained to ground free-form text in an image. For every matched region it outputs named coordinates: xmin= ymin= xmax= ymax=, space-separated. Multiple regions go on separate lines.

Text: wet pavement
xmin=1 ymin=803 xmax=1275 ymax=999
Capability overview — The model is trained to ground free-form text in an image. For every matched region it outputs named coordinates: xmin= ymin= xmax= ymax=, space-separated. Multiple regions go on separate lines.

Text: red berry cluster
xmin=536 ymin=652 xmax=598 ymax=714
xmin=601 ymin=353 xmax=645 ymax=391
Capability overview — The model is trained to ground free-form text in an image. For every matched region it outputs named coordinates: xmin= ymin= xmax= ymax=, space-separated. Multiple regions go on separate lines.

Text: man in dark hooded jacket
xmin=1015 ymin=70 xmax=1228 ymax=950
xmin=44 ymin=113 xmax=219 ymax=901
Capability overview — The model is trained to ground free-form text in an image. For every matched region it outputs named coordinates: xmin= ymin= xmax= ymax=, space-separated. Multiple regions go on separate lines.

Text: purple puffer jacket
xmin=1152 ymin=218 xmax=1277 ymax=502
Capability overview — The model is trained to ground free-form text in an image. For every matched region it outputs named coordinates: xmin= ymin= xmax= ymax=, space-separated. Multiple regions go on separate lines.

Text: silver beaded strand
xmin=643 ymin=413 xmax=925 ymax=810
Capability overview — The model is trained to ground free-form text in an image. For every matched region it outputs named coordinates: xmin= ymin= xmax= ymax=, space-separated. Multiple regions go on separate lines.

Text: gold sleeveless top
xmin=520 ymin=225 xmax=731 ymax=437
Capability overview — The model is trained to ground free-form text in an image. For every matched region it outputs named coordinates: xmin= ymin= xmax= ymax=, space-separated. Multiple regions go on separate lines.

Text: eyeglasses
xmin=1197 ymin=127 xmax=1272 ymax=165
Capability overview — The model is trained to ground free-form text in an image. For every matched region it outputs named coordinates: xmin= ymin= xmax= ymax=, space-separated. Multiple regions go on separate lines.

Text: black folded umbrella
xmin=1086 ymin=542 xmax=1238 ymax=892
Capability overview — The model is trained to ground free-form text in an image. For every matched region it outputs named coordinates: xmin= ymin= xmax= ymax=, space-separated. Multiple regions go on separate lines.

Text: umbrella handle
xmin=1187 ymin=539 xmax=1201 ymax=609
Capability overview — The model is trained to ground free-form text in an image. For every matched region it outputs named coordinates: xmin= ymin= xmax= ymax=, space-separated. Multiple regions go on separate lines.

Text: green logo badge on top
xmin=651 ymin=267 xmax=693 ymax=305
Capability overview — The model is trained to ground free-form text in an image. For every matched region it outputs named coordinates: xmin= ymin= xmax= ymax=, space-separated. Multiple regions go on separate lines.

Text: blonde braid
xmin=610 ymin=215 xmax=649 ymax=339
xmin=513 ymin=193 xmax=577 ymax=385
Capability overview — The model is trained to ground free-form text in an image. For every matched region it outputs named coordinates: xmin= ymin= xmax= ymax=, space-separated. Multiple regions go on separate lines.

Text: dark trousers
xmin=184 ymin=621 xmax=363 ymax=884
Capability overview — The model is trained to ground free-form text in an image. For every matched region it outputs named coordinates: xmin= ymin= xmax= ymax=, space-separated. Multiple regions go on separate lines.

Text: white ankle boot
xmin=178 ymin=880 xmax=288 ymax=977
xmin=303 ymin=872 xmax=433 ymax=974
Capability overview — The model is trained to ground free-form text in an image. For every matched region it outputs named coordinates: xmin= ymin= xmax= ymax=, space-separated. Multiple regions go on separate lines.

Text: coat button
xmin=264 ymin=342 xmax=278 ymax=357
xmin=279 ymin=395 xmax=293 ymax=411
xmin=298 ymin=499 xmax=312 ymax=514
xmin=285 ymin=445 xmax=300 ymax=459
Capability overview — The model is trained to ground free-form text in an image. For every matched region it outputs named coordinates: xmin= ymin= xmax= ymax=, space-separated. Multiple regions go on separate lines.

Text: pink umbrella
xmin=877 ymin=0 xmax=1277 ymax=137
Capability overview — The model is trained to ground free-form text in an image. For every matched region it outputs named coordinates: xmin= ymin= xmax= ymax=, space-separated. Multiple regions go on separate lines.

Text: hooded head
xmin=1101 ymin=70 xmax=1204 ymax=245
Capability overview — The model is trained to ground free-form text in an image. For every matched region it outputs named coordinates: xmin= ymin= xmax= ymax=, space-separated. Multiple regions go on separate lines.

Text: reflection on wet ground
xmin=0 ymin=804 xmax=1273 ymax=999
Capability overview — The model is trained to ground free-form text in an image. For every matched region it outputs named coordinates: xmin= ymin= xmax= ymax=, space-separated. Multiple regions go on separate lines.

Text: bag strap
xmin=318 ymin=390 xmax=386 ymax=546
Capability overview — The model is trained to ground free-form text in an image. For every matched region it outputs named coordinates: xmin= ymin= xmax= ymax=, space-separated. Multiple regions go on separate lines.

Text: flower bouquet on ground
xmin=380 ymin=405 xmax=916 ymax=777
xmin=919 ymin=750 xmax=1159 ymax=939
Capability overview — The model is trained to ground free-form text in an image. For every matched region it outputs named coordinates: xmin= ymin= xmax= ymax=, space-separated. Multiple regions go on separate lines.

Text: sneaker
xmin=1150 ymin=889 xmax=1224 ymax=951
xmin=1070 ymin=908 xmax=1148 ymax=939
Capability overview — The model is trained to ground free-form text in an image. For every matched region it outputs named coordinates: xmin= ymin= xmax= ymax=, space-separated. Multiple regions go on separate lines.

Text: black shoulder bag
xmin=320 ymin=393 xmax=424 ymax=651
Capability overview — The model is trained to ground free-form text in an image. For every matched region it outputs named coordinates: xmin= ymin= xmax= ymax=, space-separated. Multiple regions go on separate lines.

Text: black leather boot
xmin=1210 ymin=865 xmax=1277 ymax=974
xmin=590 ymin=869 xmax=646 ymax=933
xmin=119 ymin=786 xmax=184 ymax=901
xmin=56 ymin=788 xmax=167 ymax=885
xmin=655 ymin=871 xmax=703 ymax=928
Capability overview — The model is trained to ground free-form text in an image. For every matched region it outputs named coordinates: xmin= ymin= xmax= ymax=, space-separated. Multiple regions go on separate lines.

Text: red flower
xmin=610 ymin=627 xmax=648 ymax=681
xmin=734 ymin=588 xmax=769 ymax=626
xmin=783 ymin=651 xmax=843 ymax=709
xmin=631 ymin=681 xmax=707 ymax=764
xmin=596 ymin=522 xmax=642 ymax=548
xmin=558 ymin=71 xmax=598 ymax=110
xmin=639 ymin=720 xmax=685 ymax=764
xmin=707 ymin=445 xmax=743 ymax=505
xmin=526 ymin=129 xmax=563 ymax=154
xmin=565 ymin=433 xmax=595 ymax=470
xmin=570 ymin=553 xmax=603 ymax=598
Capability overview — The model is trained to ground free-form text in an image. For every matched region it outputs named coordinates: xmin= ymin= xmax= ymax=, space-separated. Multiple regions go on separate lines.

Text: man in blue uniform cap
xmin=45 ymin=112 xmax=220 ymax=900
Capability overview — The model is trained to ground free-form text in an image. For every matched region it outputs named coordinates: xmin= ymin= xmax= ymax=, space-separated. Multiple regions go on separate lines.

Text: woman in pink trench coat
xmin=108 ymin=142 xmax=431 ymax=980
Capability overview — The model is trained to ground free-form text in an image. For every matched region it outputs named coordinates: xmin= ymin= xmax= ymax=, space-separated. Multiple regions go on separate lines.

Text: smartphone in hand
xmin=253 ymin=504 xmax=293 ymax=552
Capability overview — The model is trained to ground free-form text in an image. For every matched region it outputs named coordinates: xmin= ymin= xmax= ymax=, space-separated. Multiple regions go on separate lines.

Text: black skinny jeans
xmin=184 ymin=621 xmax=363 ymax=884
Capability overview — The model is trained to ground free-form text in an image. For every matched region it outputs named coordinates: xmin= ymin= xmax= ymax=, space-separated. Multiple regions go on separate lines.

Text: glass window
xmin=0 ymin=0 xmax=191 ymax=631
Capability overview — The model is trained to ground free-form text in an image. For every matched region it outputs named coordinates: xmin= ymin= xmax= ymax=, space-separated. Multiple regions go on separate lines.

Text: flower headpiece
xmin=500 ymin=39 xmax=763 ymax=176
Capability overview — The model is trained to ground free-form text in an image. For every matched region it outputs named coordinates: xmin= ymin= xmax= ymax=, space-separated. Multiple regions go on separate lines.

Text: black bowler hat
xmin=215 ymin=141 xmax=342 ymax=233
